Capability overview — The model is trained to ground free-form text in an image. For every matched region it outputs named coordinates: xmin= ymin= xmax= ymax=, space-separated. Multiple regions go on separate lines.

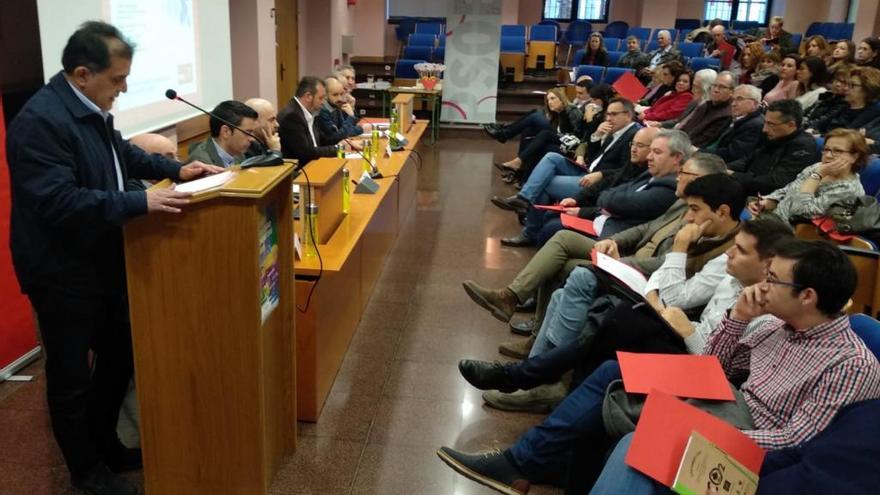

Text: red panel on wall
xmin=0 ymin=93 xmax=39 ymax=371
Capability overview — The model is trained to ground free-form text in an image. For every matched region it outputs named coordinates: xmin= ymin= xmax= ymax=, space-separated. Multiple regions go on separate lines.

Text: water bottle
xmin=390 ymin=106 xmax=399 ymax=137
xmin=362 ymin=139 xmax=372 ymax=173
xmin=336 ymin=144 xmax=345 ymax=159
xmin=304 ymin=203 xmax=318 ymax=257
xmin=371 ymin=128 xmax=380 ymax=164
xmin=342 ymin=168 xmax=351 ymax=214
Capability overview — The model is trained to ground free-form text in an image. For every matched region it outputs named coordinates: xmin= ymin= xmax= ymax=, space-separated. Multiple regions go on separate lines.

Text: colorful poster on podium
xmin=0 ymin=93 xmax=40 ymax=378
xmin=258 ymin=207 xmax=280 ymax=324
xmin=440 ymin=0 xmax=502 ymax=124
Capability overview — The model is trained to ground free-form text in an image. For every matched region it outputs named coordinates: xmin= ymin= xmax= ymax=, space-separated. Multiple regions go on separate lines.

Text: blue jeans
xmin=530 ymin=267 xmax=600 ymax=358
xmin=508 ymin=360 xmax=622 ymax=480
xmin=521 ymin=154 xmax=585 ymax=241
xmin=590 ymin=433 xmax=670 ymax=495
xmin=505 ymin=109 xmax=550 ymax=140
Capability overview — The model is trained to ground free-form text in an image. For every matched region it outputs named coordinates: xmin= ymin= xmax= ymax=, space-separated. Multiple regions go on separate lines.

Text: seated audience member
xmin=278 ymin=76 xmax=338 ymax=166
xmin=757 ymin=16 xmax=794 ymax=54
xmin=316 ymin=76 xmax=369 ymax=146
xmin=639 ymin=66 xmax=693 ymax=122
xmin=244 ymin=97 xmax=281 ymax=152
xmin=491 ymin=98 xmax=636 ymax=220
xmin=729 ymin=99 xmax=819 ymax=196
xmin=706 ymin=84 xmax=764 ymax=163
xmin=617 ymin=36 xmax=650 ymax=74
xmin=528 ymin=128 xmax=659 ymax=246
xmin=639 ymin=68 xmax=671 ymax=106
xmin=463 ymin=215 xmax=787 ymax=415
xmin=763 ymin=54 xmax=800 ymax=104
xmin=440 ymin=238 xmax=880 ymax=494
xmin=483 ymin=92 xmax=555 ymax=143
xmin=571 ymin=77 xmax=592 ymax=111
xmin=478 ymin=173 xmax=745 ymax=412
xmin=578 ymin=32 xmax=608 ymax=66
xmin=804 ymin=64 xmax=851 ymax=131
xmin=677 ymin=71 xmax=735 ymax=147
xmin=496 ymin=89 xmax=584 ymax=184
xmin=856 ymin=37 xmax=880 ymax=70
xmin=334 ymin=64 xmax=358 ymax=111
xmin=795 ymin=56 xmax=830 ymax=112
xmin=811 ymin=66 xmax=880 ymax=135
xmin=186 ymin=100 xmax=258 ymax=167
xmin=748 ymin=128 xmax=867 ymax=224
xmin=589 ymin=129 xmax=687 ymax=237
xmin=129 ymin=133 xmax=177 ymax=161
xmin=651 ymin=69 xmax=716 ymax=128
xmin=594 ymin=398 xmax=880 ymax=495
xmin=828 ymin=40 xmax=856 ymax=74
xmin=461 ymin=154 xmax=728 ymax=356
xmin=706 ymin=25 xmax=736 ymax=70
xmin=751 ymin=50 xmax=782 ymax=96
xmin=800 ymin=35 xmax=832 ymax=65
xmin=641 ymin=30 xmax=681 ymax=80
xmin=738 ymin=42 xmax=765 ymax=85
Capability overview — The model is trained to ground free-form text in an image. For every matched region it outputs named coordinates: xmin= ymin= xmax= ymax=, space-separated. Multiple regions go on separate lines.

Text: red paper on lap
xmin=534 ymin=204 xmax=566 ymax=213
xmin=617 ymin=351 xmax=735 ymax=401
xmin=625 ymin=389 xmax=765 ymax=486
xmin=612 ymin=71 xmax=648 ymax=102
xmin=561 ymin=213 xmax=597 ymax=236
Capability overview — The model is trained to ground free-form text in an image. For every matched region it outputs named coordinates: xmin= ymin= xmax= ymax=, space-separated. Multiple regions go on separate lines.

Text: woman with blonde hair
xmin=747 ymin=128 xmax=867 ymax=224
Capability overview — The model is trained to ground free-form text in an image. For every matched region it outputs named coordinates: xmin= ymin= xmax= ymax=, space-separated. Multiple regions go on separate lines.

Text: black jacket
xmin=815 ymin=102 xmax=880 ymax=135
xmin=804 ymin=93 xmax=848 ymax=132
xmin=584 ymin=123 xmax=640 ymax=174
xmin=709 ymin=110 xmax=764 ymax=164
xmin=278 ymin=98 xmax=338 ymax=165
xmin=595 ymin=171 xmax=679 ymax=236
xmin=574 ymin=159 xmax=647 ymax=217
xmin=6 ymin=72 xmax=182 ymax=295
xmin=579 ymin=50 xmax=609 ymax=67
xmin=679 ymin=99 xmax=733 ymax=148
xmin=728 ymin=129 xmax=820 ymax=196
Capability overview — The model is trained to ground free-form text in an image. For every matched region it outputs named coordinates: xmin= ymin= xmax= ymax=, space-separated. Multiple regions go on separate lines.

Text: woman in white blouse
xmin=796 ymin=56 xmax=830 ymax=113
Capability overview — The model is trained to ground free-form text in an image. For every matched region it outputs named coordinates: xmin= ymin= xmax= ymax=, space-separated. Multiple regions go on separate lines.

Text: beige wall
xmin=229 ymin=0 xmax=277 ymax=106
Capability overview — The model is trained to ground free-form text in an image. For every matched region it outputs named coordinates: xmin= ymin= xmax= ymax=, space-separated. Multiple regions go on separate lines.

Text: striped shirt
xmin=705 ymin=314 xmax=880 ymax=450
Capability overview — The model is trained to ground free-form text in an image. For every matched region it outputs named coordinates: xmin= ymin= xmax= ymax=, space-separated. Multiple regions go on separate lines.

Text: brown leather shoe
xmin=462 ymin=281 xmax=518 ymax=323
xmin=498 ymin=335 xmax=535 ymax=359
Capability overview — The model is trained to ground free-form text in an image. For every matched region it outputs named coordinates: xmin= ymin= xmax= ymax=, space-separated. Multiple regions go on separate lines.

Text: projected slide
xmin=109 ymin=0 xmax=199 ymax=111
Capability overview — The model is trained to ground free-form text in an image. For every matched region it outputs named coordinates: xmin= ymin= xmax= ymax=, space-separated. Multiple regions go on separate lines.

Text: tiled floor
xmin=0 ymin=135 xmax=562 ymax=494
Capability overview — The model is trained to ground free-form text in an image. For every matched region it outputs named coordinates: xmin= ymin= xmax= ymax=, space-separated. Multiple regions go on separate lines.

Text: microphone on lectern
xmin=164 ymin=89 xmax=285 ymax=168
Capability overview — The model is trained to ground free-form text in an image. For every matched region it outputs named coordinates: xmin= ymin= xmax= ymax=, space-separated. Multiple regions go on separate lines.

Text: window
xmin=704 ymin=0 xmax=771 ymax=24
xmin=543 ymin=0 xmax=609 ymax=23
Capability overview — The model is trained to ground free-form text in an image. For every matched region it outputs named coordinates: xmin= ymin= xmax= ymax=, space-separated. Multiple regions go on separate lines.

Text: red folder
xmin=617 ymin=351 xmax=735 ymax=401
xmin=561 ymin=213 xmax=597 ymax=236
xmin=534 ymin=204 xmax=566 ymax=213
xmin=612 ymin=71 xmax=648 ymax=102
xmin=625 ymin=389 xmax=765 ymax=486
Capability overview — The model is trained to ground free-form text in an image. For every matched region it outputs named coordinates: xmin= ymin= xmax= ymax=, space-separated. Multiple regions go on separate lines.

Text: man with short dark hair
xmin=186 ymin=100 xmax=259 ymax=167
xmin=278 ymin=76 xmax=338 ymax=165
xmin=441 ymin=239 xmax=880 ymax=494
xmin=7 ymin=21 xmax=223 ymax=494
xmin=315 ymin=76 xmax=369 ymax=147
xmin=728 ymin=98 xmax=819 ymax=196
xmin=573 ymin=78 xmax=592 ymax=110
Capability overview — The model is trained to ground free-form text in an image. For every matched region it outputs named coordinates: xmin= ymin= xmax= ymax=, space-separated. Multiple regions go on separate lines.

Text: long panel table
xmin=294 ymin=121 xmax=427 ymax=421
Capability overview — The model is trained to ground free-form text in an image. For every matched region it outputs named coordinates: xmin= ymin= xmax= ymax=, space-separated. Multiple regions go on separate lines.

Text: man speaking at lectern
xmin=6 ymin=21 xmax=223 ymax=495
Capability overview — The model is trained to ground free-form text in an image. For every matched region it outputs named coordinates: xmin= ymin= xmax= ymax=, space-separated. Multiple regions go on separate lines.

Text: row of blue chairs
xmin=571 ymin=50 xmax=719 ymax=71
xmin=574 ymin=65 xmax=635 ymax=85
xmin=805 ymin=22 xmax=855 ymax=41
xmin=401 ymin=46 xmax=445 ymax=63
xmin=407 ymin=33 xmax=445 ymax=49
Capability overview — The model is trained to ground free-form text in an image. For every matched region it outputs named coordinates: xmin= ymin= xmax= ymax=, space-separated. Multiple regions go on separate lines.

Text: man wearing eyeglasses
xmin=677 ymin=72 xmax=735 ymax=147
xmin=727 ymin=98 xmax=820 ymax=196
xmin=705 ymin=84 xmax=765 ymax=164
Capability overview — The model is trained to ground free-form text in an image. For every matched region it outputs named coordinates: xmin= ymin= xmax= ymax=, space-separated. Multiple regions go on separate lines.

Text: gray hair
xmin=736 ymin=84 xmax=762 ymax=102
xmin=688 ymin=152 xmax=728 ymax=175
xmin=336 ymin=64 xmax=355 ymax=73
xmin=717 ymin=71 xmax=738 ymax=90
xmin=694 ymin=69 xmax=718 ymax=101
xmin=657 ymin=30 xmax=671 ymax=40
xmin=656 ymin=129 xmax=693 ymax=162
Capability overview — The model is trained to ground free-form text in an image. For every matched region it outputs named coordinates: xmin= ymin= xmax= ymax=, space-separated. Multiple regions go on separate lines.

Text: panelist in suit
xmin=245 ymin=97 xmax=281 ymax=153
xmin=186 ymin=100 xmax=259 ymax=167
xmin=278 ymin=76 xmax=339 ymax=166
xmin=6 ymin=21 xmax=223 ymax=495
xmin=316 ymin=76 xmax=369 ymax=146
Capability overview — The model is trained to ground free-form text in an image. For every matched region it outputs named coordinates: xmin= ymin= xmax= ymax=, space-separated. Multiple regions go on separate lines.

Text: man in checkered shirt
xmin=437 ymin=238 xmax=880 ymax=494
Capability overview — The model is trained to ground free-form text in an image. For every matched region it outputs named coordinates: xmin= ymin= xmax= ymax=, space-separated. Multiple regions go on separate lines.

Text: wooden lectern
xmin=123 ymin=163 xmax=297 ymax=494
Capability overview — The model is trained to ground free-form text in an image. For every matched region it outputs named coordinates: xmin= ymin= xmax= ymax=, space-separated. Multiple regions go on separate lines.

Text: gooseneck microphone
xmin=165 ymin=89 xmax=284 ymax=168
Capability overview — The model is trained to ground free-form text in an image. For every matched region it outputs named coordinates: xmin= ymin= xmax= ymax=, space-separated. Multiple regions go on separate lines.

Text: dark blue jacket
xmin=6 ymin=72 xmax=182 ymax=295
xmin=595 ymin=171 xmax=679 ymax=237
xmin=315 ymin=102 xmax=363 ymax=146
xmin=758 ymin=399 xmax=880 ymax=494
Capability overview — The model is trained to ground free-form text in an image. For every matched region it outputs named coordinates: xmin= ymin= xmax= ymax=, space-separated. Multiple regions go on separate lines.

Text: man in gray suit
xmin=186 ymin=100 xmax=259 ymax=167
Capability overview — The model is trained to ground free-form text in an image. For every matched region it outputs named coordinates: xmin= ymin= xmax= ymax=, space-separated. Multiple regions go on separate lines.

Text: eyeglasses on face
xmin=765 ymin=273 xmax=803 ymax=290
xmin=711 ymin=83 xmax=732 ymax=90
xmin=605 ymin=111 xmax=627 ymax=117
xmin=678 ymin=169 xmax=702 ymax=177
xmin=822 ymin=147 xmax=853 ymax=157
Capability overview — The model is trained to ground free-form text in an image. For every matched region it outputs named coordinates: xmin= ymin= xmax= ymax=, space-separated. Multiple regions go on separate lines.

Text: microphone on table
xmin=329 ymin=121 xmax=382 ymax=179
xmin=164 ymin=89 xmax=285 ymax=169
